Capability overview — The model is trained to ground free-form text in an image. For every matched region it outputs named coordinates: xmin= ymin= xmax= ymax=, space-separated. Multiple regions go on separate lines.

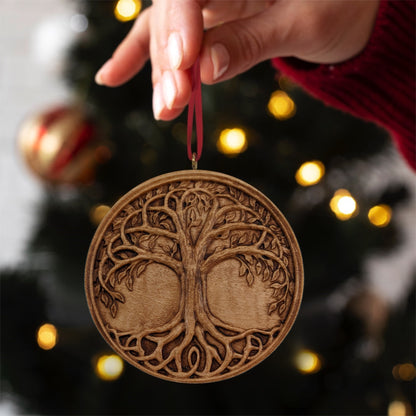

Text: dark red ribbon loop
xmin=187 ymin=59 xmax=203 ymax=162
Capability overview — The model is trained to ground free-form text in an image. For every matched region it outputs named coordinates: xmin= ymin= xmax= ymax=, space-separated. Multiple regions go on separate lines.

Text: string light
xmin=294 ymin=349 xmax=322 ymax=374
xmin=330 ymin=189 xmax=358 ymax=220
xmin=90 ymin=204 xmax=111 ymax=226
xmin=295 ymin=160 xmax=325 ymax=186
xmin=267 ymin=90 xmax=296 ymax=120
xmin=368 ymin=204 xmax=392 ymax=227
xmin=114 ymin=0 xmax=142 ymax=22
xmin=95 ymin=354 xmax=124 ymax=381
xmin=37 ymin=323 xmax=58 ymax=350
xmin=217 ymin=128 xmax=248 ymax=156
xmin=388 ymin=401 xmax=408 ymax=416
xmin=392 ymin=363 xmax=416 ymax=381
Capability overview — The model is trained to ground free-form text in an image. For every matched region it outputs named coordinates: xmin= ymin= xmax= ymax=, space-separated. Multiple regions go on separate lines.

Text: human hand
xmin=95 ymin=0 xmax=380 ymax=121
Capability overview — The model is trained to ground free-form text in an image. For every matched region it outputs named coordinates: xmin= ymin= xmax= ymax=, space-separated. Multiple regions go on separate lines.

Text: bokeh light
xmin=70 ymin=14 xmax=89 ymax=33
xmin=388 ymin=401 xmax=408 ymax=416
xmin=368 ymin=204 xmax=392 ymax=227
xmin=267 ymin=90 xmax=296 ymax=120
xmin=95 ymin=144 xmax=113 ymax=164
xmin=295 ymin=160 xmax=325 ymax=186
xmin=114 ymin=0 xmax=141 ymax=22
xmin=392 ymin=363 xmax=416 ymax=381
xmin=90 ymin=204 xmax=111 ymax=226
xmin=294 ymin=349 xmax=322 ymax=374
xmin=95 ymin=354 xmax=124 ymax=381
xmin=330 ymin=189 xmax=358 ymax=220
xmin=37 ymin=323 xmax=58 ymax=350
xmin=217 ymin=128 xmax=248 ymax=156
xmin=278 ymin=75 xmax=296 ymax=91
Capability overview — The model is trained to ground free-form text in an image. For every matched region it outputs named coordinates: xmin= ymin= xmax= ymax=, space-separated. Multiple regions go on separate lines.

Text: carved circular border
xmin=85 ymin=170 xmax=303 ymax=383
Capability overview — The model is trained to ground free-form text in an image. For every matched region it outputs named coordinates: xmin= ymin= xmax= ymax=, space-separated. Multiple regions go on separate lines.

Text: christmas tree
xmin=1 ymin=1 xmax=415 ymax=414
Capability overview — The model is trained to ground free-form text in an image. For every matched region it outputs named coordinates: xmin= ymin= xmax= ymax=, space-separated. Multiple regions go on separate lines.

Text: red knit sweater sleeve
xmin=272 ymin=0 xmax=416 ymax=170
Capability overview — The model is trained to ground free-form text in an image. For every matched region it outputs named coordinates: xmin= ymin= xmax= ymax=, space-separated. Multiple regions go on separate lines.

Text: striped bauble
xmin=18 ymin=105 xmax=110 ymax=185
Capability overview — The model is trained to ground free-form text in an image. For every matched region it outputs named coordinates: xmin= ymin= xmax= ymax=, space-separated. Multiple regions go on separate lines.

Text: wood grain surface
xmin=85 ymin=170 xmax=303 ymax=383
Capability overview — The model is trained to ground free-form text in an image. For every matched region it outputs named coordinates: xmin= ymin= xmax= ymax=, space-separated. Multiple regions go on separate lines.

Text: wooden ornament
xmin=85 ymin=170 xmax=303 ymax=383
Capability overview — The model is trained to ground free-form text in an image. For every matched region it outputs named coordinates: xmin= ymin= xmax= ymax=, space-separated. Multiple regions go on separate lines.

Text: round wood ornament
xmin=85 ymin=170 xmax=303 ymax=383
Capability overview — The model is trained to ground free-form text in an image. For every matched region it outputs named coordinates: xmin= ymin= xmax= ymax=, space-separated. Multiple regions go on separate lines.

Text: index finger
xmin=150 ymin=0 xmax=205 ymax=72
xmin=149 ymin=0 xmax=206 ymax=120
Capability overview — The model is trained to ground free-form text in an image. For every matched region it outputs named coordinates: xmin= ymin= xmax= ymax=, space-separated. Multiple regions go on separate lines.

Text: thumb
xmin=199 ymin=4 xmax=293 ymax=84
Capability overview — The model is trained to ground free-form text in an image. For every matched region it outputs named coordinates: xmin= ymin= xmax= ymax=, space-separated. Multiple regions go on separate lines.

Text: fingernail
xmin=210 ymin=43 xmax=229 ymax=81
xmin=95 ymin=59 xmax=112 ymax=85
xmin=168 ymin=32 xmax=183 ymax=69
xmin=162 ymin=71 xmax=177 ymax=110
xmin=152 ymin=83 xmax=165 ymax=120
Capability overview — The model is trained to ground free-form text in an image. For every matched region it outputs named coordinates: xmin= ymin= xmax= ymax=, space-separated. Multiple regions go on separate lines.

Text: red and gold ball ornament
xmin=18 ymin=105 xmax=111 ymax=185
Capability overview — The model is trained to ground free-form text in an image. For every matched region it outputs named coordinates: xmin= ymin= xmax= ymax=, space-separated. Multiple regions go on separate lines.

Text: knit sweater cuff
xmin=272 ymin=0 xmax=416 ymax=170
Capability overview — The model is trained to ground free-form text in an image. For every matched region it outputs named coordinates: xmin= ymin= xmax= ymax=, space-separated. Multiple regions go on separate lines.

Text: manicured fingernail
xmin=168 ymin=32 xmax=183 ymax=69
xmin=95 ymin=59 xmax=112 ymax=85
xmin=153 ymin=83 xmax=165 ymax=120
xmin=162 ymin=71 xmax=177 ymax=110
xmin=210 ymin=43 xmax=229 ymax=81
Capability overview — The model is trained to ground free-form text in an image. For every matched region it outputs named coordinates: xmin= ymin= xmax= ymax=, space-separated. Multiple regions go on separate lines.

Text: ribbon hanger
xmin=187 ymin=58 xmax=203 ymax=169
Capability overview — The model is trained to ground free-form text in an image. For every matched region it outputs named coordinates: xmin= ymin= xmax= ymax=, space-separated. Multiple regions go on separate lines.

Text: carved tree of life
xmin=86 ymin=171 xmax=303 ymax=383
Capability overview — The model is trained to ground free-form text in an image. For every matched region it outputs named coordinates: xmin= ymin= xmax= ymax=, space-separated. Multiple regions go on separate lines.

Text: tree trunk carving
xmin=85 ymin=171 xmax=303 ymax=382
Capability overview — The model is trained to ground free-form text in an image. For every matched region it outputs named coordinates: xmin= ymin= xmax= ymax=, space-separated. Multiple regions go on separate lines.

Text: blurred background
xmin=1 ymin=0 xmax=415 ymax=415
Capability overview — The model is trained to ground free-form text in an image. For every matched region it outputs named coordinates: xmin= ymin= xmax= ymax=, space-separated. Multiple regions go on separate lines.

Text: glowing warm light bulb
xmin=114 ymin=0 xmax=141 ymax=22
xmin=90 ymin=204 xmax=111 ymax=226
xmin=368 ymin=204 xmax=392 ymax=227
xmin=295 ymin=160 xmax=325 ymax=186
xmin=217 ymin=128 xmax=248 ymax=156
xmin=295 ymin=349 xmax=322 ymax=374
xmin=392 ymin=363 xmax=416 ymax=381
xmin=96 ymin=354 xmax=124 ymax=381
xmin=388 ymin=401 xmax=407 ymax=416
xmin=267 ymin=90 xmax=296 ymax=120
xmin=37 ymin=323 xmax=58 ymax=350
xmin=330 ymin=189 xmax=358 ymax=220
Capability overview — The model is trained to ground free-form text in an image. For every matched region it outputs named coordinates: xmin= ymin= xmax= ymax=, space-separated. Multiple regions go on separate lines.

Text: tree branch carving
xmin=88 ymin=174 xmax=301 ymax=382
